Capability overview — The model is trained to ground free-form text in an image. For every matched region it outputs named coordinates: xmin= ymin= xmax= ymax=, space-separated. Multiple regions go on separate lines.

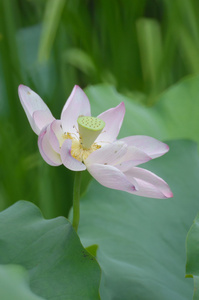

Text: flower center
xmin=71 ymin=139 xmax=101 ymax=162
xmin=77 ymin=116 xmax=105 ymax=149
xmin=62 ymin=116 xmax=105 ymax=163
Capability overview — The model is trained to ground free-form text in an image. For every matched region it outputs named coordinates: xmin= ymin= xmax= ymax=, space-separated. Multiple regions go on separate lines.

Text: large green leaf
xmin=85 ymin=74 xmax=199 ymax=144
xmin=186 ymin=212 xmax=199 ymax=299
xmin=76 ymin=140 xmax=199 ymax=299
xmin=0 ymin=264 xmax=45 ymax=300
xmin=0 ymin=201 xmax=101 ymax=300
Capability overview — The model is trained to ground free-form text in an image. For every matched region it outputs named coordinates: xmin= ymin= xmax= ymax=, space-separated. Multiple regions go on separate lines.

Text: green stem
xmin=72 ymin=171 xmax=82 ymax=232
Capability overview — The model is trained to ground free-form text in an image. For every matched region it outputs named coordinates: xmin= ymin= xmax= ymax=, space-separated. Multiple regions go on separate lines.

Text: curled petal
xmin=85 ymin=141 xmax=127 ymax=166
xmin=124 ymin=167 xmax=173 ymax=199
xmin=87 ymin=163 xmax=137 ymax=192
xmin=38 ymin=126 xmax=62 ymax=166
xmin=61 ymin=85 xmax=91 ymax=134
xmin=48 ymin=120 xmax=64 ymax=153
xmin=18 ymin=85 xmax=54 ymax=135
xmin=120 ymin=136 xmax=169 ymax=158
xmin=95 ymin=102 xmax=125 ymax=144
xmin=60 ymin=139 xmax=86 ymax=171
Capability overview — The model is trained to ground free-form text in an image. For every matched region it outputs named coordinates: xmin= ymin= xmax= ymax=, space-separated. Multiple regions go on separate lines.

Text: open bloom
xmin=18 ymin=84 xmax=173 ymax=199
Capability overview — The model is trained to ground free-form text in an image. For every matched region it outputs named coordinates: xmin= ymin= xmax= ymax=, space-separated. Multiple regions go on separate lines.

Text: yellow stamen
xmin=63 ymin=132 xmax=101 ymax=162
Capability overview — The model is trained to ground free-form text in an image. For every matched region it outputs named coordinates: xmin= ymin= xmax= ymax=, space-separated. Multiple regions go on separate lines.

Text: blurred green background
xmin=0 ymin=0 xmax=199 ymax=218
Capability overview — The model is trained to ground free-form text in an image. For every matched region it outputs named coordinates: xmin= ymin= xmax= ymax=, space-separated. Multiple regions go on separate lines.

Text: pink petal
xmin=18 ymin=85 xmax=54 ymax=135
xmin=38 ymin=126 xmax=62 ymax=166
xmin=124 ymin=167 xmax=173 ymax=199
xmin=87 ymin=163 xmax=137 ymax=192
xmin=120 ymin=136 xmax=169 ymax=158
xmin=85 ymin=141 xmax=127 ymax=166
xmin=95 ymin=102 xmax=125 ymax=144
xmin=61 ymin=85 xmax=91 ymax=135
xmin=60 ymin=139 xmax=86 ymax=171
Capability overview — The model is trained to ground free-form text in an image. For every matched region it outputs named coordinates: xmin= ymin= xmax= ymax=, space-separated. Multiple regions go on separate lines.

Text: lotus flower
xmin=18 ymin=84 xmax=173 ymax=199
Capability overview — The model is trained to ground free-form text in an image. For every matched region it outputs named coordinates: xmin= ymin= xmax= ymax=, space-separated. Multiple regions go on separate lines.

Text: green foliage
xmin=85 ymin=244 xmax=99 ymax=258
xmin=38 ymin=0 xmax=66 ymax=61
xmin=0 ymin=201 xmax=101 ymax=300
xmin=0 ymin=265 xmax=45 ymax=300
xmin=186 ymin=213 xmax=199 ymax=299
xmin=76 ymin=140 xmax=198 ymax=299
xmin=38 ymin=0 xmax=199 ymax=97
xmin=136 ymin=18 xmax=165 ymax=97
xmin=85 ymin=74 xmax=199 ymax=145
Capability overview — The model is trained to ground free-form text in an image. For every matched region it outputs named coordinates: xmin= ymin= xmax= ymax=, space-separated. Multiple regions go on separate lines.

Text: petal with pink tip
xmin=60 ymin=139 xmax=86 ymax=171
xmin=124 ymin=167 xmax=173 ymax=199
xmin=18 ymin=85 xmax=54 ymax=135
xmin=85 ymin=141 xmax=127 ymax=166
xmin=120 ymin=135 xmax=169 ymax=158
xmin=95 ymin=102 xmax=125 ymax=144
xmin=61 ymin=85 xmax=91 ymax=134
xmin=38 ymin=126 xmax=62 ymax=166
xmin=87 ymin=163 xmax=137 ymax=192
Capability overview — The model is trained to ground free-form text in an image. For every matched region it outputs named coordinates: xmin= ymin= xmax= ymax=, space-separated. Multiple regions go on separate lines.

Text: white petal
xmin=61 ymin=85 xmax=91 ymax=134
xmin=60 ymin=139 xmax=86 ymax=171
xmin=116 ymin=146 xmax=152 ymax=171
xmin=33 ymin=110 xmax=55 ymax=134
xmin=120 ymin=136 xmax=169 ymax=158
xmin=18 ymin=85 xmax=54 ymax=135
xmin=95 ymin=102 xmax=125 ymax=144
xmin=85 ymin=141 xmax=127 ymax=166
xmin=87 ymin=163 xmax=137 ymax=192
